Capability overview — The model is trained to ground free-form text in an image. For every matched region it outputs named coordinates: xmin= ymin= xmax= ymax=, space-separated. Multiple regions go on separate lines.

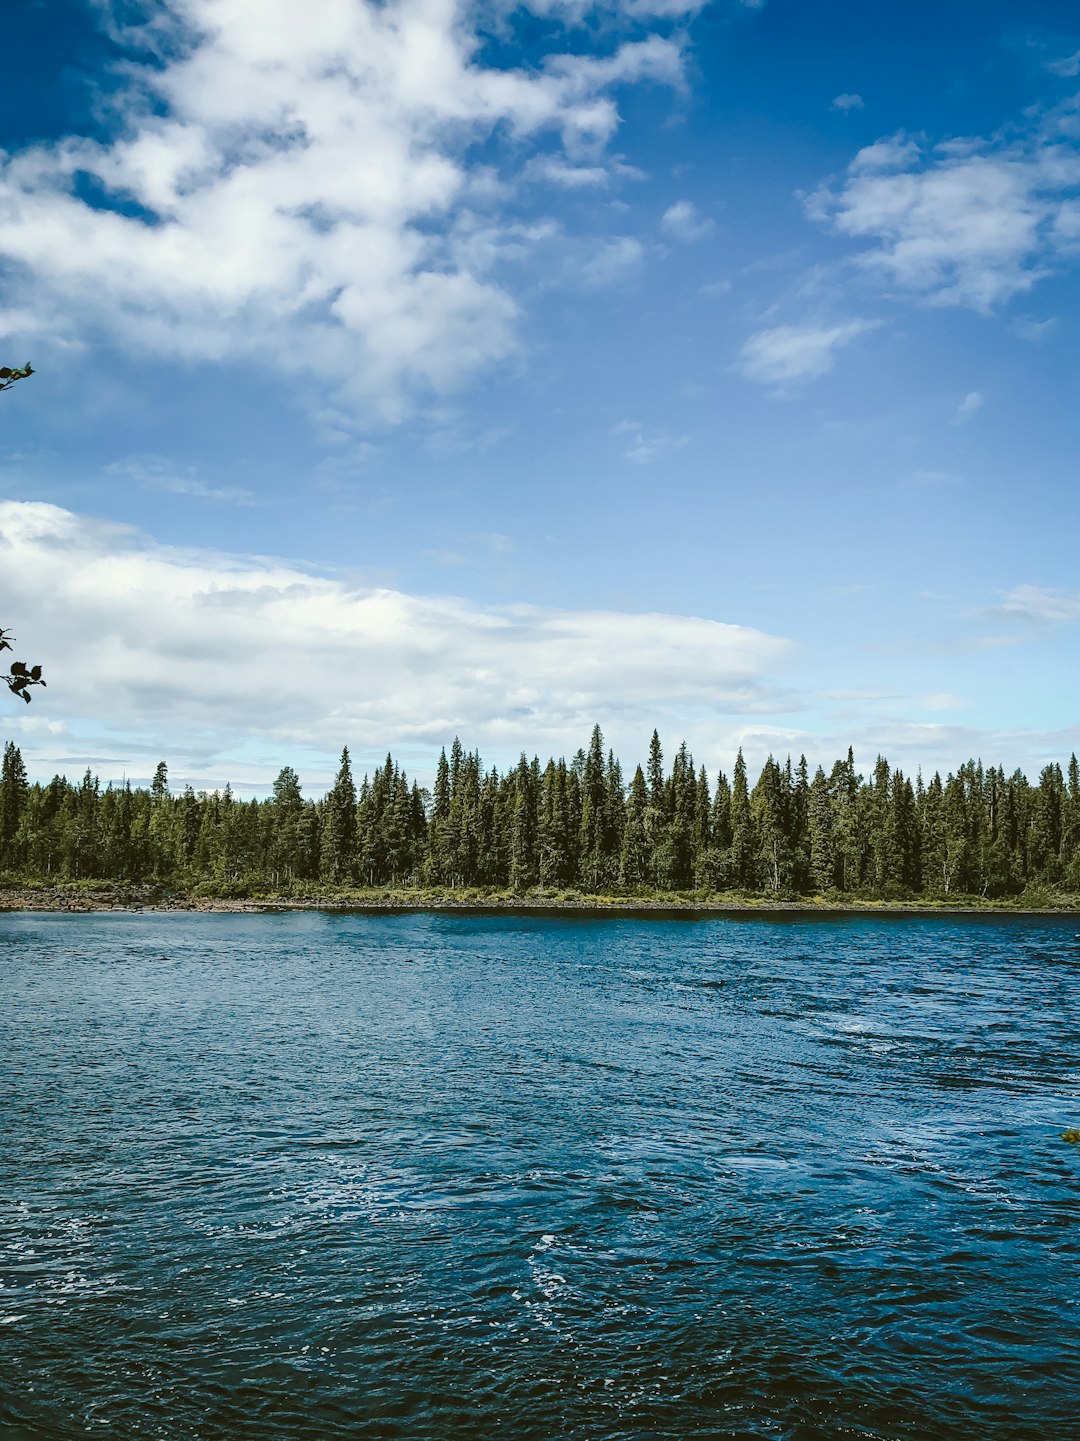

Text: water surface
xmin=2 ymin=912 xmax=1079 ymax=1438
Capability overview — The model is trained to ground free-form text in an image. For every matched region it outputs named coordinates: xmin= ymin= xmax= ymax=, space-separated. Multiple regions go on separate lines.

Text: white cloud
xmin=0 ymin=0 xmax=684 ymax=424
xmin=661 ymin=199 xmax=714 ymax=242
xmin=1011 ymin=314 xmax=1058 ymax=342
xmin=1047 ymin=50 xmax=1080 ymax=79
xmin=808 ymin=115 xmax=1080 ymax=311
xmin=737 ymin=319 xmax=872 ymax=385
xmin=909 ymin=467 xmax=964 ymax=487
xmin=611 ymin=419 xmax=688 ymax=463
xmin=997 ymin=584 xmax=1080 ymax=624
xmin=831 ymin=93 xmax=864 ymax=112
xmin=0 ymin=501 xmax=793 ymax=783
xmin=107 ymin=455 xmax=259 ymax=504
xmin=953 ymin=389 xmax=984 ymax=423
xmin=524 ymin=156 xmax=613 ymax=188
xmin=570 ymin=235 xmax=645 ymax=287
xmin=920 ymin=692 xmax=966 ymax=712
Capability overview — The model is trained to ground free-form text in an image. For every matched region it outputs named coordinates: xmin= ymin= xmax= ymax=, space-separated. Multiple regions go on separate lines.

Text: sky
xmin=2 ymin=0 xmax=1080 ymax=795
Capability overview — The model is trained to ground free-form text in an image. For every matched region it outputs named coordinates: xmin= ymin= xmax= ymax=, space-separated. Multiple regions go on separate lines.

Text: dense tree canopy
xmin=2 ymin=730 xmax=1079 ymax=899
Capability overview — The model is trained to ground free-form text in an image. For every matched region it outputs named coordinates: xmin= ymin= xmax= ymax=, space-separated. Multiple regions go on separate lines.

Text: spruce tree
xmin=729 ymin=749 xmax=754 ymax=888
xmin=620 ymin=765 xmax=649 ymax=888
xmin=322 ymin=747 xmax=358 ymax=884
xmin=580 ymin=725 xmax=608 ymax=891
xmin=0 ymin=741 xmax=28 ymax=867
xmin=808 ymin=766 xmax=835 ymax=893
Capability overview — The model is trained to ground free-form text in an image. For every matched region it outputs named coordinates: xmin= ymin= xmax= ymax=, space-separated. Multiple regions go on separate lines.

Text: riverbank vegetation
xmin=2 ymin=729 xmax=1080 ymax=905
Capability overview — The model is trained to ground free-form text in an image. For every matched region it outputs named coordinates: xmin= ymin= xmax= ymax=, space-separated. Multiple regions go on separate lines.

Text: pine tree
xmin=1065 ymin=755 xmax=1080 ymax=887
xmin=322 ymin=747 xmax=358 ymax=883
xmin=148 ymin=761 xmax=173 ymax=879
xmin=580 ymin=725 xmax=608 ymax=891
xmin=808 ymin=765 xmax=835 ymax=893
xmin=693 ymin=764 xmax=711 ymax=889
xmin=539 ymin=759 xmax=574 ymax=889
xmin=729 ymin=749 xmax=754 ymax=888
xmin=706 ymin=768 xmax=732 ymax=889
xmin=0 ymin=741 xmax=28 ymax=868
xmin=750 ymin=755 xmax=789 ymax=893
xmin=509 ymin=754 xmax=539 ymax=893
xmin=620 ymin=764 xmax=649 ymax=888
xmin=269 ymin=766 xmax=304 ymax=885
xmin=644 ymin=730 xmax=670 ymax=888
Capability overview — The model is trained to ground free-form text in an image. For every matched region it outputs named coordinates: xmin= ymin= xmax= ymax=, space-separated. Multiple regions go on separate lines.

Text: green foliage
xmin=0 ymin=630 xmax=45 ymax=704
xmin=0 ymin=362 xmax=33 ymax=395
xmin=2 ymin=366 xmax=45 ymax=704
xmin=2 ymin=732 xmax=1080 ymax=903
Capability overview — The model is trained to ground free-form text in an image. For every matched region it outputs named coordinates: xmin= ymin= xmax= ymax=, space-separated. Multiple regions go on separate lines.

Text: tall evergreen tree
xmin=0 ymin=740 xmax=28 ymax=867
xmin=729 ymin=749 xmax=754 ymax=888
xmin=322 ymin=747 xmax=358 ymax=883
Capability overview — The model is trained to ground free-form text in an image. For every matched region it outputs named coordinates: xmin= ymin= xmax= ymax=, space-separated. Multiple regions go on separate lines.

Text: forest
xmin=2 ymin=728 xmax=1080 ymax=901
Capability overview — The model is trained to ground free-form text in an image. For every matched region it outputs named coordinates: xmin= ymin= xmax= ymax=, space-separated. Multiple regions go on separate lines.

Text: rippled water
xmin=2 ymin=912 xmax=1079 ymax=1439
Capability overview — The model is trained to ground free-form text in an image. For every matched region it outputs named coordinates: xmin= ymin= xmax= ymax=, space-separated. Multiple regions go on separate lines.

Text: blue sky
xmin=2 ymin=0 xmax=1079 ymax=793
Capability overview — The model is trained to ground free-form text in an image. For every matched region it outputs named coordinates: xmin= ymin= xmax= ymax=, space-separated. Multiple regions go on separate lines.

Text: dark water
xmin=2 ymin=913 xmax=1079 ymax=1440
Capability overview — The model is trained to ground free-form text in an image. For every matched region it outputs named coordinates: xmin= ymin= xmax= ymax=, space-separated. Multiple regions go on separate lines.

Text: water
xmin=2 ymin=912 xmax=1079 ymax=1440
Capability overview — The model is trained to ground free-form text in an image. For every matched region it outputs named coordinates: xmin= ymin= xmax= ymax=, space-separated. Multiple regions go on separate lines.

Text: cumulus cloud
xmin=831 ymin=93 xmax=864 ymax=112
xmin=0 ymin=0 xmax=684 ymax=424
xmin=661 ymin=199 xmax=714 ymax=242
xmin=0 ymin=501 xmax=793 ymax=783
xmin=807 ymin=112 xmax=1080 ymax=311
xmin=737 ymin=319 xmax=872 ymax=385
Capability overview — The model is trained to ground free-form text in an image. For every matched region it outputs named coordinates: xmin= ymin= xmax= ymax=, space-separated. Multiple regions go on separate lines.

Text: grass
xmin=3 ymin=876 xmax=1080 ymax=912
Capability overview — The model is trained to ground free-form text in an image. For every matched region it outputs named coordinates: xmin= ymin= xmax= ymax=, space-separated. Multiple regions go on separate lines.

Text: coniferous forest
xmin=2 ymin=728 xmax=1080 ymax=903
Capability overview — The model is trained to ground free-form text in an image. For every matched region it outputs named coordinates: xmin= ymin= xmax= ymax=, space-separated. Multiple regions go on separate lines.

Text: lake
xmin=2 ymin=911 xmax=1078 ymax=1439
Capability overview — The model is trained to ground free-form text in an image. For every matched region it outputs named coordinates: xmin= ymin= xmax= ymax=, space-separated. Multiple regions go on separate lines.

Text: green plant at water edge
xmin=1063 ymin=1129 xmax=1080 ymax=1145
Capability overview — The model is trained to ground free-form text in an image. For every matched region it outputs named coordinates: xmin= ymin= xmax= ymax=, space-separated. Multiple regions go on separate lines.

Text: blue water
xmin=2 ymin=912 xmax=1079 ymax=1440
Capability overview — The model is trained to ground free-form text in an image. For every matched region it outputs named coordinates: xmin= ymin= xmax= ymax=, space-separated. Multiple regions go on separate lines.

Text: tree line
xmin=2 ymin=728 xmax=1079 ymax=898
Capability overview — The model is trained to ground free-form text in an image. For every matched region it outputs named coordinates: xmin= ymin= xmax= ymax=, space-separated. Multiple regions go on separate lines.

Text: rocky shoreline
xmin=2 ymin=884 xmax=1079 ymax=918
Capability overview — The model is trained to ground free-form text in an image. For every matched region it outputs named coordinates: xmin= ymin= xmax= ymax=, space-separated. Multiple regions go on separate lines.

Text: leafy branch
xmin=0 ymin=362 xmax=34 ymax=395
xmin=0 ymin=631 xmax=45 ymax=703
xmin=1 ymin=365 xmax=45 ymax=700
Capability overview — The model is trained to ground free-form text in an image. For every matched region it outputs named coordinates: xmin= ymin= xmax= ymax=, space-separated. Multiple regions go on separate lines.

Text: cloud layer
xmin=0 ymin=501 xmax=793 ymax=782
xmin=0 ymin=0 xmax=683 ymax=422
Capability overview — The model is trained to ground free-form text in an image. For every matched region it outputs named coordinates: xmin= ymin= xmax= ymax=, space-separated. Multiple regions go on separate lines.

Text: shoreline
xmin=2 ymin=885 xmax=1079 ymax=920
